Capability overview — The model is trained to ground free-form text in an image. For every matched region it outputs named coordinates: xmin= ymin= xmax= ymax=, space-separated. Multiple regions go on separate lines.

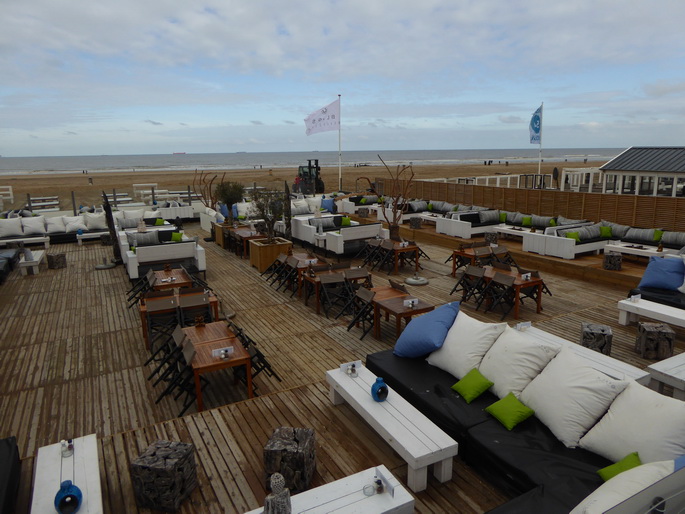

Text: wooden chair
xmin=318 ymin=272 xmax=348 ymax=318
xmin=346 ymin=288 xmax=376 ymax=340
xmin=477 ymin=272 xmax=516 ymax=320
xmin=450 ymin=265 xmax=486 ymax=303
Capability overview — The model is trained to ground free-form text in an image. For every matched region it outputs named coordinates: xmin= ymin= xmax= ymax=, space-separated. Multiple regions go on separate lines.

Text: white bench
xmin=326 ymin=364 xmax=459 ymax=492
xmin=19 ymin=250 xmax=46 ymax=275
xmin=31 ymin=433 xmax=103 ymax=513
xmin=245 ymin=465 xmax=414 ymax=514
xmin=525 ymin=327 xmax=651 ymax=384
xmin=617 ymin=298 xmax=685 ymax=328
xmin=77 ymin=232 xmax=107 ymax=246
xmin=0 ymin=236 xmax=50 ymax=249
xmin=646 ymin=352 xmax=685 ymax=401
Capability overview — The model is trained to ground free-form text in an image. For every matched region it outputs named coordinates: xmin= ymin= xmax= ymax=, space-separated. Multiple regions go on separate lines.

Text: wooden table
xmin=153 ymin=268 xmax=193 ymax=290
xmin=229 ymin=227 xmax=265 ymax=258
xmin=326 ymin=365 xmax=458 ymax=492
xmin=182 ymin=322 xmax=253 ymax=411
xmin=303 ymin=267 xmax=361 ymax=315
xmin=373 ymin=296 xmax=434 ymax=340
xmin=391 ymin=242 xmax=420 ymax=275
xmin=482 ymin=266 xmax=543 ymax=320
xmin=451 ymin=247 xmax=478 ymax=276
xmin=139 ymin=293 xmax=219 ymax=348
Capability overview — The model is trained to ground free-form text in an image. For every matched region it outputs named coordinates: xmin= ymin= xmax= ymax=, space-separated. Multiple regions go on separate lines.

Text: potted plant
xmin=215 ymin=181 xmax=245 ymax=225
xmin=249 ymin=189 xmax=293 ymax=272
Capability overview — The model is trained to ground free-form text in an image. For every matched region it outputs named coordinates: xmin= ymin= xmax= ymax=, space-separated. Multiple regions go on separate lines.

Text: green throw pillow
xmin=171 ymin=232 xmax=183 ymax=242
xmin=565 ymin=231 xmax=581 ymax=242
xmin=549 ymin=218 xmax=557 ymax=227
xmin=499 ymin=212 xmax=507 ymax=223
xmin=597 ymin=452 xmax=642 ymax=482
xmin=341 ymin=216 xmax=351 ymax=226
xmin=428 ymin=203 xmax=434 ymax=211
xmin=485 ymin=392 xmax=535 ymax=430
xmin=600 ymin=226 xmax=612 ymax=238
xmin=522 ymin=216 xmax=533 ymax=227
xmin=155 ymin=218 xmax=164 ymax=226
xmin=452 ymin=206 xmax=459 ymax=211
xmin=654 ymin=229 xmax=664 ymax=242
xmin=238 ymin=215 xmax=246 ymax=220
xmin=451 ymin=368 xmax=493 ymax=404
xmin=360 ymin=197 xmax=368 ymax=204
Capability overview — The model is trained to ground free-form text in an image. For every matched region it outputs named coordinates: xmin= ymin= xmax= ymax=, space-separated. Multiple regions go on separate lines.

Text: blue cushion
xmin=219 ymin=203 xmax=229 ymax=218
xmin=675 ymin=455 xmax=685 ymax=471
xmin=637 ymin=256 xmax=685 ymax=291
xmin=393 ymin=302 xmax=460 ymax=358
xmin=321 ymin=198 xmax=335 ymax=213
xmin=232 ymin=204 xmax=238 ymax=218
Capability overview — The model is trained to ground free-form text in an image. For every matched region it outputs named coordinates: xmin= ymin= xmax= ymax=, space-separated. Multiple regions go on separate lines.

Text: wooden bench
xmin=326 ymin=363 xmax=458 ymax=492
xmin=646 ymin=352 xmax=685 ymax=400
xmin=19 ymin=250 xmax=45 ymax=275
xmin=31 ymin=433 xmax=103 ymax=513
xmin=617 ymin=298 xmax=685 ymax=329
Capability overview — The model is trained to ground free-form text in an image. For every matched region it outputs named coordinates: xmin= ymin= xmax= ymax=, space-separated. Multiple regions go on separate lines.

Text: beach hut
xmin=598 ymin=146 xmax=685 ymax=197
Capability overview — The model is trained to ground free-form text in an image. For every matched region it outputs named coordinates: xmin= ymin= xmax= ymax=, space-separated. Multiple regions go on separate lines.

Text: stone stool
xmin=47 ymin=253 xmax=67 ymax=269
xmin=100 ymin=233 xmax=113 ymax=246
xmin=635 ymin=322 xmax=675 ymax=360
xmin=409 ymin=217 xmax=422 ymax=229
xmin=357 ymin=207 xmax=369 ymax=218
xmin=603 ymin=252 xmax=622 ymax=271
xmin=484 ymin=232 xmax=499 ymax=245
xmin=580 ymin=322 xmax=613 ymax=355
xmin=131 ymin=440 xmax=197 ymax=512
xmin=264 ymin=427 xmax=315 ymax=492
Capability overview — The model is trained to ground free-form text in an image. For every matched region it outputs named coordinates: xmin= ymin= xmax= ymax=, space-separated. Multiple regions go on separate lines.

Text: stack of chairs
xmin=450 ymin=265 xmax=486 ymax=303
xmin=476 ymin=272 xmax=517 ymax=320
xmin=318 ymin=272 xmax=350 ymax=318
xmin=127 ymin=269 xmax=157 ymax=308
xmin=229 ymin=321 xmax=282 ymax=394
xmin=371 ymin=239 xmax=396 ymax=273
xmin=344 ymin=288 xmax=376 ymax=339
xmin=491 ymin=246 xmax=518 ymax=268
xmin=178 ymin=287 xmax=213 ymax=326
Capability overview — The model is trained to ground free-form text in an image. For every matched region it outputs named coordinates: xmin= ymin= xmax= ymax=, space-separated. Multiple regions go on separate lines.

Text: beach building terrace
xmin=1 ymin=219 xmax=684 ymax=512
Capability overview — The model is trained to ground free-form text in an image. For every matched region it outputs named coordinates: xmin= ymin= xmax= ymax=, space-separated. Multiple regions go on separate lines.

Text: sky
xmin=2 ymin=0 xmax=685 ymax=157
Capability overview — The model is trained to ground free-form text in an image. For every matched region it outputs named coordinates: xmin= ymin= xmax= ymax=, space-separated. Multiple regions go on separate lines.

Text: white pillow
xmin=519 ymin=347 xmax=627 ymax=448
xmin=21 ymin=216 xmax=46 ymax=235
xmin=579 ymin=381 xmax=685 ymax=462
xmin=124 ymin=209 xmax=145 ymax=219
xmin=570 ymin=460 xmax=674 ymax=514
xmin=45 ymin=216 xmax=67 ymax=234
xmin=63 ymin=215 xmax=88 ymax=233
xmin=305 ymin=196 xmax=322 ymax=213
xmin=479 ymin=326 xmax=559 ymax=399
xmin=83 ymin=212 xmax=108 ymax=230
xmin=426 ymin=311 xmax=506 ymax=379
xmin=144 ymin=210 xmax=161 ymax=218
xmin=0 ymin=217 xmax=23 ymax=237
xmin=112 ymin=210 xmax=125 ymax=220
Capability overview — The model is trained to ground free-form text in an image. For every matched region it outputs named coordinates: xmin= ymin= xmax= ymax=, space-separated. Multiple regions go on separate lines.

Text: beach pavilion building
xmin=599 ymin=146 xmax=685 ymax=196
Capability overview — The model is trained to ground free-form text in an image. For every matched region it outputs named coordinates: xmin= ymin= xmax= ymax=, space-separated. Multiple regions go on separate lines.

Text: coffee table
xmin=326 ymin=364 xmax=458 ymax=492
xmin=373 ymin=296 xmax=434 ymax=339
xmin=19 ymin=250 xmax=45 ymax=275
xmin=604 ymin=242 xmax=677 ymax=258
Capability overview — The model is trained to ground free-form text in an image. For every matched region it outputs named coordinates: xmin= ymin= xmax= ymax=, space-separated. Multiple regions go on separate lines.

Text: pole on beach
xmin=71 ymin=191 xmax=77 ymax=215
xmin=187 ymin=186 xmax=192 ymax=205
xmin=151 ymin=187 xmax=156 ymax=205
xmin=26 ymin=193 xmax=32 ymax=212
xmin=112 ymin=189 xmax=118 ymax=209
xmin=338 ymin=94 xmax=342 ymax=192
xmin=537 ymin=102 xmax=543 ymax=176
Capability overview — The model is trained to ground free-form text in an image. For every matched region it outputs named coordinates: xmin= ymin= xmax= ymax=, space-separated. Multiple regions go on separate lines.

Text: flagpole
xmin=537 ymin=102 xmax=543 ymax=176
xmin=338 ymin=94 xmax=342 ymax=191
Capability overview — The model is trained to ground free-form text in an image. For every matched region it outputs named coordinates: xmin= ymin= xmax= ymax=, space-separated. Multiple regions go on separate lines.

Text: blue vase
xmin=371 ymin=377 xmax=389 ymax=402
xmin=54 ymin=480 xmax=82 ymax=513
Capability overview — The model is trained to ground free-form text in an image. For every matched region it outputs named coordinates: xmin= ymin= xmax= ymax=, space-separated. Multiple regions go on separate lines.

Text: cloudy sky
xmin=2 ymin=0 xmax=685 ymax=157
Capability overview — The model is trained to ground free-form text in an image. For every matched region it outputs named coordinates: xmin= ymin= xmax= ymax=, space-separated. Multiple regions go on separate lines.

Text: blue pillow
xmin=219 ymin=203 xmax=229 ymax=218
xmin=637 ymin=256 xmax=685 ymax=291
xmin=232 ymin=204 xmax=239 ymax=219
xmin=393 ymin=302 xmax=460 ymax=358
xmin=321 ymin=198 xmax=335 ymax=213
xmin=675 ymin=455 xmax=685 ymax=471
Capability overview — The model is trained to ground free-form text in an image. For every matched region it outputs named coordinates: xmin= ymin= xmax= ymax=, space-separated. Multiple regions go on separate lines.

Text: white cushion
xmin=579 ymin=381 xmax=685 ymax=462
xmin=124 ymin=209 xmax=145 ymax=219
xmin=21 ymin=216 xmax=46 ymax=235
xmin=519 ymin=347 xmax=627 ymax=448
xmin=45 ymin=216 xmax=67 ymax=234
xmin=426 ymin=311 xmax=506 ymax=379
xmin=112 ymin=210 xmax=125 ymax=220
xmin=0 ymin=217 xmax=23 ymax=237
xmin=144 ymin=210 xmax=161 ymax=218
xmin=305 ymin=196 xmax=322 ymax=213
xmin=570 ymin=460 xmax=674 ymax=514
xmin=63 ymin=215 xmax=88 ymax=233
xmin=479 ymin=326 xmax=559 ymax=399
xmin=83 ymin=212 xmax=108 ymax=230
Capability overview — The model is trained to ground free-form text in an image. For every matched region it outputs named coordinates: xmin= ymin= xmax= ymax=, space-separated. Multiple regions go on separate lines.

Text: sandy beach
xmin=1 ymin=160 xmax=604 ymax=210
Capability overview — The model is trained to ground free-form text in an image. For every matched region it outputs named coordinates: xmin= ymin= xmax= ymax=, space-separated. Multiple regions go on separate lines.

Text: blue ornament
xmin=77 ymin=229 xmax=83 ymax=235
xmin=371 ymin=377 xmax=388 ymax=402
xmin=54 ymin=480 xmax=82 ymax=513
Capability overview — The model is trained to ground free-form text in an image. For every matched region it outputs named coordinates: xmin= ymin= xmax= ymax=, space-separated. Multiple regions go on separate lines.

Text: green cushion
xmin=238 ymin=215 xmax=246 ymax=220
xmin=549 ymin=218 xmax=557 ymax=226
xmin=600 ymin=226 xmax=612 ymax=238
xmin=565 ymin=231 xmax=581 ymax=242
xmin=597 ymin=452 xmax=642 ymax=482
xmin=522 ymin=216 xmax=533 ymax=227
xmin=171 ymin=232 xmax=183 ymax=242
xmin=654 ymin=229 xmax=664 ymax=242
xmin=485 ymin=392 xmax=535 ymax=430
xmin=428 ymin=203 xmax=433 ymax=211
xmin=360 ymin=197 xmax=368 ymax=204
xmin=499 ymin=212 xmax=507 ymax=223
xmin=451 ymin=368 xmax=493 ymax=404
xmin=341 ymin=216 xmax=351 ymax=226
xmin=154 ymin=218 xmax=165 ymax=226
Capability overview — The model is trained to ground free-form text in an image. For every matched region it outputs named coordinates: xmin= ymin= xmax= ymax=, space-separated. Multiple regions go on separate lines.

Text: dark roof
xmin=600 ymin=147 xmax=685 ymax=173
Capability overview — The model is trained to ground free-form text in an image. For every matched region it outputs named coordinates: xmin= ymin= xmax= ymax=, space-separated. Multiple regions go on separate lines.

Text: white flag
xmin=304 ymin=99 xmax=340 ymax=136
xmin=529 ymin=104 xmax=542 ymax=145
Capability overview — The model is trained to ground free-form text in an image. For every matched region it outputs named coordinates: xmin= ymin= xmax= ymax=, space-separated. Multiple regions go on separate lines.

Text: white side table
xmin=19 ymin=250 xmax=45 ymax=275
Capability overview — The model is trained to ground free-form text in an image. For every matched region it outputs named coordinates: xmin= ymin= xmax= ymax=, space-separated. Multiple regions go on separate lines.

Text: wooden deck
xmin=2 ymin=222 xmax=683 ymax=513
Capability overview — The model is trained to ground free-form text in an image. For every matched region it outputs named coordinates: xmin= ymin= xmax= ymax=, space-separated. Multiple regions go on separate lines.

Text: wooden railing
xmin=374 ymin=178 xmax=685 ymax=232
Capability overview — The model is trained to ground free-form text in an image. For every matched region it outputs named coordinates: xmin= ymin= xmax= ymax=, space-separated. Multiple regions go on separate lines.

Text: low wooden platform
xmin=1 ymin=222 xmax=683 ymax=513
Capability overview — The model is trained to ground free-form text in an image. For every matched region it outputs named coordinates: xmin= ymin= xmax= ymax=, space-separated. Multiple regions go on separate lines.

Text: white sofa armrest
xmin=194 ymin=245 xmax=206 ymax=271
xmin=126 ymin=251 xmax=139 ymax=279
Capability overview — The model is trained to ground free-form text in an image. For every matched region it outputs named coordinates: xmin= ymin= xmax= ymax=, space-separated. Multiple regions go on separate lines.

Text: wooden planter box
xmin=249 ymin=237 xmax=293 ymax=273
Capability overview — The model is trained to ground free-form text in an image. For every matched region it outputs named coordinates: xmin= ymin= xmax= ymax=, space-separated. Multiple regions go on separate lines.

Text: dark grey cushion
xmin=601 ymin=220 xmax=631 ymax=238
xmin=531 ymin=215 xmax=554 ymax=228
xmin=126 ymin=231 xmax=160 ymax=247
xmin=309 ymin=217 xmax=336 ymax=230
xmin=457 ymin=204 xmax=472 ymax=212
xmin=430 ymin=200 xmax=445 ymax=212
xmin=661 ymin=231 xmax=685 ymax=247
xmin=408 ymin=200 xmax=428 ymax=212
xmin=557 ymin=215 xmax=586 ymax=226
xmin=118 ymin=218 xmax=139 ymax=229
xmin=479 ymin=210 xmax=500 ymax=224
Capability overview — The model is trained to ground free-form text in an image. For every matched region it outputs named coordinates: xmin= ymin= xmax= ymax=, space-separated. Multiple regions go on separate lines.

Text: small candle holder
xmin=163 ymin=263 xmax=172 ymax=272
xmin=194 ymin=315 xmax=205 ymax=327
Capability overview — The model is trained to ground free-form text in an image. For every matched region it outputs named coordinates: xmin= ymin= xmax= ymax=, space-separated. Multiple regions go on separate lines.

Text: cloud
xmin=144 ymin=119 xmax=163 ymax=126
xmin=499 ymin=116 xmax=524 ymax=124
xmin=251 ymin=120 xmax=264 ymax=125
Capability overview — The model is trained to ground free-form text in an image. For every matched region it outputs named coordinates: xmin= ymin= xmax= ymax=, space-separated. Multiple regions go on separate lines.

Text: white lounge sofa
xmin=435 ymin=210 xmax=501 ymax=239
xmin=124 ymin=239 xmax=205 ymax=279
xmin=325 ymin=222 xmax=389 ymax=256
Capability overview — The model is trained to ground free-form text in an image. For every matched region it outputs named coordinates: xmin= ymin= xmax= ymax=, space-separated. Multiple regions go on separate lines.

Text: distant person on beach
xmin=294 ymin=175 xmax=302 ymax=192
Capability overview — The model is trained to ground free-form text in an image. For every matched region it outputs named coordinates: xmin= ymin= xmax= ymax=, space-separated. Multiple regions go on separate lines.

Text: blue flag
xmin=529 ymin=104 xmax=542 ymax=145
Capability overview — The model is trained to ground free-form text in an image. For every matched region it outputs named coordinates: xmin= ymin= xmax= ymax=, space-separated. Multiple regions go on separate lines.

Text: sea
xmin=0 ymin=148 xmax=623 ymax=176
